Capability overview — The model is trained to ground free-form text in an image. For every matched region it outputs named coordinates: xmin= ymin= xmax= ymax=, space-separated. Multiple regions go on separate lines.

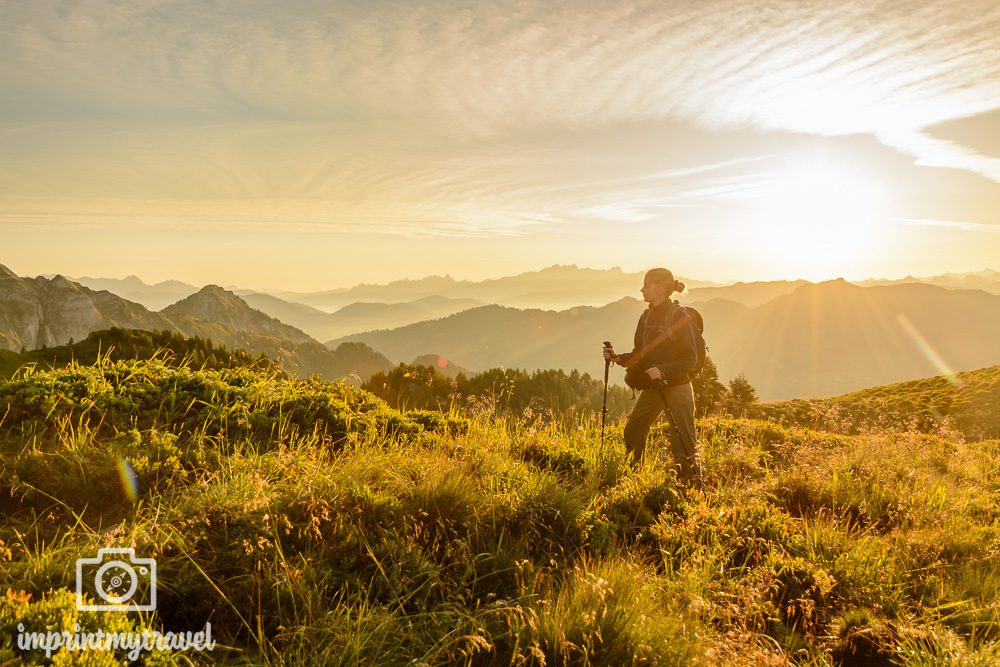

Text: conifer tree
xmin=725 ymin=374 xmax=758 ymax=416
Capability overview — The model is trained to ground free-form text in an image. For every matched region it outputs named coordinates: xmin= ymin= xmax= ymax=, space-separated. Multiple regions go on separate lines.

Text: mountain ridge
xmin=0 ymin=271 xmax=391 ymax=382
xmin=11 ymin=264 xmax=1000 ymax=400
xmin=65 ymin=264 xmax=1000 ymax=317
xmin=709 ymin=279 xmax=1000 ymax=399
xmin=264 ymin=265 xmax=713 ymax=311
xmin=163 ymin=285 xmax=315 ymax=344
xmin=331 ymin=281 xmax=1000 ymax=400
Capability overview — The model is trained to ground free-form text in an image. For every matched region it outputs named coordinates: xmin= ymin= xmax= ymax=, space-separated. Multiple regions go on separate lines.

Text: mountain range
xmin=706 ymin=279 xmax=1000 ymax=399
xmin=72 ymin=265 xmax=716 ymax=314
xmin=685 ymin=280 xmax=810 ymax=308
xmin=238 ymin=293 xmax=485 ymax=342
xmin=856 ymin=269 xmax=1000 ymax=295
xmin=330 ymin=299 xmax=645 ymax=380
xmin=262 ymin=265 xmax=682 ymax=311
xmin=2 ymin=267 xmax=172 ymax=351
xmin=11 ymin=264 xmax=1000 ymax=400
xmin=330 ymin=280 xmax=1000 ymax=401
xmin=63 ymin=274 xmax=484 ymax=343
xmin=0 ymin=265 xmax=390 ymax=382
xmin=62 ymin=274 xmax=200 ymax=311
xmin=67 ymin=265 xmax=1000 ymax=334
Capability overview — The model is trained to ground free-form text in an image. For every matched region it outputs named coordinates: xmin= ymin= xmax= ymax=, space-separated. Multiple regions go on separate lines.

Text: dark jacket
xmin=617 ymin=299 xmax=698 ymax=386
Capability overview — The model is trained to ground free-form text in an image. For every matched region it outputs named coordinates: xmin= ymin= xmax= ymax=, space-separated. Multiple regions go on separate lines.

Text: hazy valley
xmin=8 ymin=263 xmax=1000 ymax=400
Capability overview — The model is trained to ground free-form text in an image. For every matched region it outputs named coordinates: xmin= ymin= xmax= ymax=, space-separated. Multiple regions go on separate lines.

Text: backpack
xmin=667 ymin=304 xmax=707 ymax=378
xmin=623 ymin=303 xmax=708 ymax=389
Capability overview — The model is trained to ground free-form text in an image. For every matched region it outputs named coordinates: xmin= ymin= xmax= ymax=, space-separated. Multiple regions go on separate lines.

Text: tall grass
xmin=1 ymin=358 xmax=998 ymax=664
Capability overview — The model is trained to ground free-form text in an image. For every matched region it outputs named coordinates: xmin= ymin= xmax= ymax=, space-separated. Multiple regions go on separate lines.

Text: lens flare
xmin=896 ymin=314 xmax=962 ymax=386
xmin=117 ymin=458 xmax=140 ymax=502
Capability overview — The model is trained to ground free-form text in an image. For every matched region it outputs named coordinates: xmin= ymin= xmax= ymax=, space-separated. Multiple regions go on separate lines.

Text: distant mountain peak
xmin=198 ymin=284 xmax=230 ymax=296
xmin=163 ymin=284 xmax=315 ymax=344
xmin=165 ymin=284 xmax=252 ymax=314
xmin=390 ymin=274 xmax=459 ymax=287
xmin=768 ymin=278 xmax=861 ymax=303
xmin=0 ymin=263 xmax=18 ymax=279
xmin=809 ymin=278 xmax=856 ymax=290
xmin=48 ymin=275 xmax=80 ymax=289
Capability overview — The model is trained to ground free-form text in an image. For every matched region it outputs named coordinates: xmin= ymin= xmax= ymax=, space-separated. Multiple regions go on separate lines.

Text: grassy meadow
xmin=746 ymin=365 xmax=1000 ymax=441
xmin=1 ymin=354 xmax=998 ymax=665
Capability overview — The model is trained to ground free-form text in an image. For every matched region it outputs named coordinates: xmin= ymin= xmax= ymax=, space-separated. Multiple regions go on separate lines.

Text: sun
xmin=745 ymin=158 xmax=890 ymax=280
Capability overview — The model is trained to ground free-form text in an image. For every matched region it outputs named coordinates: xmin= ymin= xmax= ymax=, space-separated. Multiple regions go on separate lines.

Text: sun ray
xmin=895 ymin=313 xmax=962 ymax=386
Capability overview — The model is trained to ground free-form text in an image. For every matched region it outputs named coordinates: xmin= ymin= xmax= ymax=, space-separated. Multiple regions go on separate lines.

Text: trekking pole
xmin=600 ymin=341 xmax=612 ymax=452
xmin=653 ymin=381 xmax=703 ymax=486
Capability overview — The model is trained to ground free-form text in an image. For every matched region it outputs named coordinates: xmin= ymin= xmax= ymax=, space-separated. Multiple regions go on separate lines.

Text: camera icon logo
xmin=76 ymin=548 xmax=157 ymax=612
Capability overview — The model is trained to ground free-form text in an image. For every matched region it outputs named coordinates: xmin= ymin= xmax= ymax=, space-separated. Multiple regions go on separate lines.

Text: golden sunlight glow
xmin=745 ymin=159 xmax=891 ymax=279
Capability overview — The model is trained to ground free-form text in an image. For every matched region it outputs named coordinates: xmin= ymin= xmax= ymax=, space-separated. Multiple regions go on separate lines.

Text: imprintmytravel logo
xmin=14 ymin=548 xmax=216 ymax=662
xmin=16 ymin=623 xmax=217 ymax=662
xmin=76 ymin=548 xmax=156 ymax=612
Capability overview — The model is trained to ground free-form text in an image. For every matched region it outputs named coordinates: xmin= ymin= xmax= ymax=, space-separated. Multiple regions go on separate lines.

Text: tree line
xmin=363 ymin=356 xmax=758 ymax=420
xmin=2 ymin=328 xmax=760 ymax=419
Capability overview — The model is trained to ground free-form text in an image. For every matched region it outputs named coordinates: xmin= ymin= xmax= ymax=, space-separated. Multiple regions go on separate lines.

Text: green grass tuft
xmin=1 ymin=358 xmax=997 ymax=664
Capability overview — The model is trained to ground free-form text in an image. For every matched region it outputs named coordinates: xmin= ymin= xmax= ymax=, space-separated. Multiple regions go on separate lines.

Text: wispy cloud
xmin=878 ymin=127 xmax=1000 ymax=182
xmin=3 ymin=2 xmax=997 ymax=134
xmin=893 ymin=218 xmax=1000 ymax=232
xmin=1 ymin=0 xmax=998 ymax=244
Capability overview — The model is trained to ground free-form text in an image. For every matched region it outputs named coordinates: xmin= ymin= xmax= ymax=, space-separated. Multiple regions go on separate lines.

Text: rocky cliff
xmin=0 ymin=265 xmax=392 ymax=381
xmin=0 ymin=265 xmax=176 ymax=351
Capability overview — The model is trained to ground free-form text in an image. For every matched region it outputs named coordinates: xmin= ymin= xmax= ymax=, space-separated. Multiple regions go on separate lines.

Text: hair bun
xmin=674 ymin=280 xmax=686 ymax=293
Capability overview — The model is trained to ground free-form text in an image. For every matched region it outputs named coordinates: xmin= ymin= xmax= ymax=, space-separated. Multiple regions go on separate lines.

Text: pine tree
xmin=725 ymin=374 xmax=758 ymax=417
xmin=693 ymin=356 xmax=727 ymax=417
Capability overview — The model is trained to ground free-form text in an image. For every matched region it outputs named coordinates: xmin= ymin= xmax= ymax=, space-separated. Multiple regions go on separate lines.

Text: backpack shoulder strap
xmin=664 ymin=302 xmax=689 ymax=340
xmin=629 ymin=306 xmax=674 ymax=366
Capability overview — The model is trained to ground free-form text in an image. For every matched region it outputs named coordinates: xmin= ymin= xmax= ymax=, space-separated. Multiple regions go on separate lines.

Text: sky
xmin=2 ymin=0 xmax=999 ymax=291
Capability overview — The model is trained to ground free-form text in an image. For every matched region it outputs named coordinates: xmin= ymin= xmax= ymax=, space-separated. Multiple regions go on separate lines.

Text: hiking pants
xmin=623 ymin=382 xmax=701 ymax=482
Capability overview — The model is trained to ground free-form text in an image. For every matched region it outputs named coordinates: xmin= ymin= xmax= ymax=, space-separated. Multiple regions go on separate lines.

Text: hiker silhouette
xmin=603 ymin=268 xmax=702 ymax=483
